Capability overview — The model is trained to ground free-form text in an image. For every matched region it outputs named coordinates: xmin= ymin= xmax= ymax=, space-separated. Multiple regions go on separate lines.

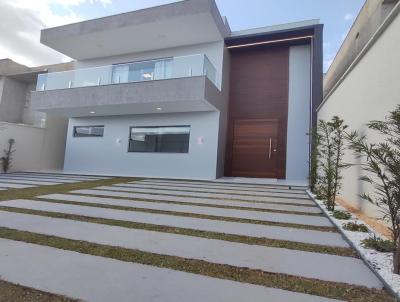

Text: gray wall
xmin=286 ymin=45 xmax=311 ymax=183
xmin=64 ymin=112 xmax=220 ymax=179
xmin=0 ymin=77 xmax=27 ymax=123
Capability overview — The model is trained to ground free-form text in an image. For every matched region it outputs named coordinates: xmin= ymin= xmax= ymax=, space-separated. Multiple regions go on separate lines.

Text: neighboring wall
xmin=64 ymin=112 xmax=220 ymax=179
xmin=318 ymin=7 xmax=400 ymax=218
xmin=0 ymin=117 xmax=68 ymax=172
xmin=286 ymin=45 xmax=311 ymax=182
xmin=0 ymin=77 xmax=27 ymax=123
xmin=323 ymin=0 xmax=399 ymax=96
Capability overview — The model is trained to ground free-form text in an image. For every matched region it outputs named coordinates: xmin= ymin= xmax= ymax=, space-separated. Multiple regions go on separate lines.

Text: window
xmin=128 ymin=126 xmax=190 ymax=153
xmin=73 ymin=125 xmax=104 ymax=137
xmin=112 ymin=58 xmax=172 ymax=84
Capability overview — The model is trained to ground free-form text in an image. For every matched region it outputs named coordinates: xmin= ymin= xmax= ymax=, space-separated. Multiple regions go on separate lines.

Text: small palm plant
xmin=1 ymin=138 xmax=15 ymax=173
xmin=347 ymin=105 xmax=400 ymax=274
xmin=316 ymin=116 xmax=349 ymax=211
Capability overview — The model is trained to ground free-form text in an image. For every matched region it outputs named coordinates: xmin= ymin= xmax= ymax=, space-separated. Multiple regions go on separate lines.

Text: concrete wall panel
xmin=286 ymin=45 xmax=311 ymax=183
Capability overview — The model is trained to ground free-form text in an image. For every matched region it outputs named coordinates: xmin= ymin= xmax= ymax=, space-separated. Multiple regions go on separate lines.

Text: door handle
xmin=268 ymin=138 xmax=272 ymax=159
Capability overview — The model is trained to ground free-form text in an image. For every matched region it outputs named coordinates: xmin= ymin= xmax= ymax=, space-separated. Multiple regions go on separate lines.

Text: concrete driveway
xmin=0 ymin=178 xmax=390 ymax=302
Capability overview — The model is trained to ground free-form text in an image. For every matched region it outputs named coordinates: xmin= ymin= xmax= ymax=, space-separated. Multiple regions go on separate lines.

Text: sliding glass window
xmin=128 ymin=126 xmax=190 ymax=153
xmin=112 ymin=58 xmax=173 ymax=84
xmin=73 ymin=126 xmax=104 ymax=137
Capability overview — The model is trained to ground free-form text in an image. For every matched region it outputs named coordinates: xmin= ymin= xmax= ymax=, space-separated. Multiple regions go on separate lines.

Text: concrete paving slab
xmin=119 ymin=183 xmax=309 ymax=198
xmin=134 ymin=180 xmax=305 ymax=194
xmin=12 ymin=172 xmax=108 ymax=180
xmin=213 ymin=177 xmax=308 ymax=187
xmin=0 ymin=175 xmax=78 ymax=183
xmin=73 ymin=189 xmax=316 ymax=207
xmin=0 ymin=178 xmax=61 ymax=186
xmin=41 ymin=192 xmax=321 ymax=213
xmin=0 ymin=238 xmax=341 ymax=302
xmin=8 ymin=173 xmax=97 ymax=182
xmin=95 ymin=186 xmax=313 ymax=204
xmin=0 ymin=200 xmax=347 ymax=247
xmin=139 ymin=179 xmax=307 ymax=193
xmin=0 ymin=211 xmax=377 ymax=288
xmin=0 ymin=183 xmax=35 ymax=189
xmin=39 ymin=193 xmax=330 ymax=227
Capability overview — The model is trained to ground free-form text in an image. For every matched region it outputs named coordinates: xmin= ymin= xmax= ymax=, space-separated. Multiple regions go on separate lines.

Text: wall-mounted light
xmin=156 ymin=107 xmax=162 ymax=111
xmin=90 ymin=111 xmax=96 ymax=114
xmin=227 ymin=35 xmax=313 ymax=49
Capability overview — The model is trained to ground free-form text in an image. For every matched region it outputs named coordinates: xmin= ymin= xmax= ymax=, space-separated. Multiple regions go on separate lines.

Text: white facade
xmin=64 ymin=112 xmax=220 ymax=179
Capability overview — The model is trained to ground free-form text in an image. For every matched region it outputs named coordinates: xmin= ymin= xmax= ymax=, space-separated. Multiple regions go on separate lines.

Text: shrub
xmin=362 ymin=236 xmax=395 ymax=253
xmin=309 ymin=128 xmax=320 ymax=193
xmin=343 ymin=222 xmax=369 ymax=232
xmin=316 ymin=116 xmax=349 ymax=211
xmin=348 ymin=105 xmax=400 ymax=273
xmin=1 ymin=138 xmax=15 ymax=173
xmin=333 ymin=210 xmax=352 ymax=220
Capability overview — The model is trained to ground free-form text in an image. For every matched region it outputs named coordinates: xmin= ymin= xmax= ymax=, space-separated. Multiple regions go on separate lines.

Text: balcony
xmin=37 ymin=54 xmax=218 ymax=91
xmin=31 ymin=54 xmax=223 ymax=117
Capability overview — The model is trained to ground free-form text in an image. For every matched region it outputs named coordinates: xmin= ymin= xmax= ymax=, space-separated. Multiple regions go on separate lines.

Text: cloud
xmin=0 ymin=0 xmax=111 ymax=67
xmin=344 ymin=13 xmax=354 ymax=21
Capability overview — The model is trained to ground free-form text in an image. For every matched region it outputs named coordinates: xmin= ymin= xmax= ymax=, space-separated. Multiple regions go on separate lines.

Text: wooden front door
xmin=231 ymin=119 xmax=279 ymax=178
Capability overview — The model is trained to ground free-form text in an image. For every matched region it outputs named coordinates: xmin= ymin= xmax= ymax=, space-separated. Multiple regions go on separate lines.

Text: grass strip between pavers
xmin=0 ymin=279 xmax=79 ymax=302
xmin=48 ymin=193 xmax=324 ymax=216
xmin=0 ymin=177 xmax=140 ymax=202
xmin=0 ymin=207 xmax=354 ymax=257
xmin=0 ymin=227 xmax=394 ymax=302
xmin=92 ymin=187 xmax=312 ymax=202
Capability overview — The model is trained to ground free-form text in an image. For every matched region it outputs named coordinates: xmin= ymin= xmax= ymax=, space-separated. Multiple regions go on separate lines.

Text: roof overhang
xmin=225 ymin=20 xmax=320 ymax=50
xmin=40 ymin=0 xmax=229 ymax=60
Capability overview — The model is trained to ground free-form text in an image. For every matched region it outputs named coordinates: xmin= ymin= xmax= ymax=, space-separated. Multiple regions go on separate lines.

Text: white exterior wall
xmin=64 ymin=112 xmax=220 ymax=179
xmin=286 ymin=45 xmax=311 ymax=183
xmin=74 ymin=41 xmax=225 ymax=90
xmin=318 ymin=12 xmax=400 ymax=218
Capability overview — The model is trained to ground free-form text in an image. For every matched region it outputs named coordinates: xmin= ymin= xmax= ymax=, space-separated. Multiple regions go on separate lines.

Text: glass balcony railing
xmin=36 ymin=54 xmax=218 ymax=91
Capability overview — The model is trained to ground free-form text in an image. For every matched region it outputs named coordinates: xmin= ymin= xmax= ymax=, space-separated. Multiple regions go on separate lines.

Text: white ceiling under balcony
xmin=40 ymin=0 xmax=229 ymax=60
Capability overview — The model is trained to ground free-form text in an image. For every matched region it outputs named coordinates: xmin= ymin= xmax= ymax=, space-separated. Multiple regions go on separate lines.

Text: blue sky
xmin=1 ymin=0 xmax=365 ymax=70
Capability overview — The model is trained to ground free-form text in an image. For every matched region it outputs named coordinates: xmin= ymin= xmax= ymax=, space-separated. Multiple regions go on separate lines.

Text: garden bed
xmin=307 ymin=191 xmax=400 ymax=300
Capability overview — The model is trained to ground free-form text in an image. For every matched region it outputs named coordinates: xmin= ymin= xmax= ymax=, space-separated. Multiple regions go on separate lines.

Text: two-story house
xmin=31 ymin=0 xmax=323 ymax=182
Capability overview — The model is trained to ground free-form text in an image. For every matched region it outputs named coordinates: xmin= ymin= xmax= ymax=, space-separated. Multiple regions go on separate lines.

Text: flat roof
xmin=230 ymin=19 xmax=320 ymax=38
xmin=41 ymin=0 xmax=230 ymax=60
